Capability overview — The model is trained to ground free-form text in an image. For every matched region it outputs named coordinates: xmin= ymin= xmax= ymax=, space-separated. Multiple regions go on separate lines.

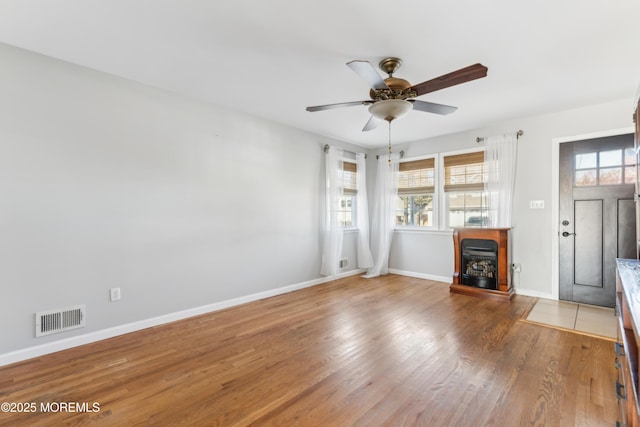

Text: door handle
xmin=561 ymin=231 xmax=575 ymax=237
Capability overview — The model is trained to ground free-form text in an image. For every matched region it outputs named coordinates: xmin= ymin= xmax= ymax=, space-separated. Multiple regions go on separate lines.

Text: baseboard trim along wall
xmin=0 ymin=269 xmax=366 ymax=367
xmin=390 ymin=269 xmax=557 ymax=300
xmin=512 ymin=287 xmax=555 ymax=300
xmin=388 ymin=269 xmax=451 ymax=284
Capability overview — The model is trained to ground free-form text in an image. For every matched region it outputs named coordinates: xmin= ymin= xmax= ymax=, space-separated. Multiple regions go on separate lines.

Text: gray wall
xmin=0 ymin=43 xmax=363 ymax=356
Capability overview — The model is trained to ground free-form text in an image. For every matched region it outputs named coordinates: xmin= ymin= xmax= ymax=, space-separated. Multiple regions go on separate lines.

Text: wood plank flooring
xmin=0 ymin=274 xmax=617 ymax=426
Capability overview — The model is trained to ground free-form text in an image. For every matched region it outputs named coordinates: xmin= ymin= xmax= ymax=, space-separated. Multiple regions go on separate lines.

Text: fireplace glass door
xmin=461 ymin=238 xmax=498 ymax=290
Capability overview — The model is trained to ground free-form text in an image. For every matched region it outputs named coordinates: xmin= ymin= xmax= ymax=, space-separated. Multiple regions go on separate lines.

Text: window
xmin=396 ymin=158 xmax=435 ymax=227
xmin=338 ymin=161 xmax=357 ymax=227
xmin=575 ymin=148 xmax=636 ymax=186
xmin=443 ymin=151 xmax=488 ymax=228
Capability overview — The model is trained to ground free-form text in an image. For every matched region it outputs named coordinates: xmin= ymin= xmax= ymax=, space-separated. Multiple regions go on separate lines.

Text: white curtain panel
xmin=320 ymin=146 xmax=345 ymax=276
xmin=355 ymin=153 xmax=374 ymax=268
xmin=365 ymin=152 xmax=400 ymax=278
xmin=485 ymin=132 xmax=519 ymax=228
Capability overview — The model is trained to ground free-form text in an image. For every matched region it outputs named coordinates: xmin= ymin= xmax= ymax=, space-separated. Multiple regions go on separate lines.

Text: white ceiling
xmin=1 ymin=1 xmax=639 ymax=148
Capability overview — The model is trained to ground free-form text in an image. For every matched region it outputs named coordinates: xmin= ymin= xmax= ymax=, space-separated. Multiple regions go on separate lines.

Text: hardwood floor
xmin=0 ymin=275 xmax=617 ymax=426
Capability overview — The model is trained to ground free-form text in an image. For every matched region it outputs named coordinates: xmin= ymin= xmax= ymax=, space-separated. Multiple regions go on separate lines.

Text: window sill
xmin=393 ymin=227 xmax=453 ymax=236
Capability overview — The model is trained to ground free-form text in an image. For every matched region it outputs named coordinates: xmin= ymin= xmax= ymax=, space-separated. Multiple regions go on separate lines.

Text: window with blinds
xmin=339 ymin=161 xmax=357 ymax=227
xmin=398 ymin=158 xmax=435 ymax=195
xmin=443 ymin=151 xmax=486 ymax=192
xmin=343 ymin=161 xmax=357 ymax=195
xmin=396 ymin=158 xmax=435 ymax=227
xmin=443 ymin=151 xmax=489 ymax=228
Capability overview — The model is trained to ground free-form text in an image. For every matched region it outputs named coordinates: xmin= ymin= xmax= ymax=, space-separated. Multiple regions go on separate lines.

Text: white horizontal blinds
xmin=343 ymin=161 xmax=357 ymax=195
xmin=397 ymin=158 xmax=435 ymax=195
xmin=443 ymin=151 xmax=486 ymax=192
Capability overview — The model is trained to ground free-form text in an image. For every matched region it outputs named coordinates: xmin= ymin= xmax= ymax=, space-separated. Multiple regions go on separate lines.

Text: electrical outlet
xmin=512 ymin=263 xmax=522 ymax=273
xmin=110 ymin=288 xmax=121 ymax=302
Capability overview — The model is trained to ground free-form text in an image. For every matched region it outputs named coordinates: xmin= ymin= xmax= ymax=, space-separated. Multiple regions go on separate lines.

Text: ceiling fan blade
xmin=362 ymin=116 xmax=382 ymax=132
xmin=306 ymin=100 xmax=371 ymax=112
xmin=409 ymin=100 xmax=457 ymax=115
xmin=409 ymin=63 xmax=488 ymax=97
xmin=346 ymin=60 xmax=389 ymax=90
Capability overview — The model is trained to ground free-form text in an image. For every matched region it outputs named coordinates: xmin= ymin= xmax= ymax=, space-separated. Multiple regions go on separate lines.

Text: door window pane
xmin=575 ymin=169 xmax=597 ymax=186
xmin=599 ymin=167 xmax=622 ymax=185
xmin=574 ymin=147 xmax=634 ymax=186
xmin=599 ymin=149 xmax=622 ymax=167
xmin=625 ymin=148 xmax=636 ymax=165
xmin=625 ymin=166 xmax=637 ymax=184
xmin=575 ymin=152 xmax=597 ymax=169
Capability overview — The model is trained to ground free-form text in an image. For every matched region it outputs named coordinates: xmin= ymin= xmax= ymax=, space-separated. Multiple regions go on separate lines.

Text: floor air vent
xmin=35 ymin=305 xmax=86 ymax=337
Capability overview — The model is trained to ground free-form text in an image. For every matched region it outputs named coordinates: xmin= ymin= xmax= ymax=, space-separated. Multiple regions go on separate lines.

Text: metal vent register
xmin=35 ymin=305 xmax=86 ymax=337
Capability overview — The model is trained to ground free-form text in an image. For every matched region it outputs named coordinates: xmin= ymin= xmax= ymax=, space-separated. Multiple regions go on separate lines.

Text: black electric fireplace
xmin=461 ymin=238 xmax=498 ymax=290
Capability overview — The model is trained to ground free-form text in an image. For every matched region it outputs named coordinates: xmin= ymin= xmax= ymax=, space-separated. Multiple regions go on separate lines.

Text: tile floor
xmin=525 ymin=298 xmax=617 ymax=340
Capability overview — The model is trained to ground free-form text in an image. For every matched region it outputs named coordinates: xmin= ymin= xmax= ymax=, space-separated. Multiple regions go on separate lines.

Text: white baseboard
xmin=0 ymin=269 xmax=366 ymax=367
xmin=389 ymin=269 xmax=556 ymax=300
xmin=388 ymin=269 xmax=451 ymax=284
xmin=513 ymin=287 xmax=555 ymax=300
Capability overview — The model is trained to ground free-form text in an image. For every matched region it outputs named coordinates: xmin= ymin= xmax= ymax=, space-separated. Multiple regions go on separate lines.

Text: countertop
xmin=617 ymin=258 xmax=640 ymax=334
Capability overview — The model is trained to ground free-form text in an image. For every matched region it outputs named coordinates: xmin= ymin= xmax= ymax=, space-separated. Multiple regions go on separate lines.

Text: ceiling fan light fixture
xmin=368 ymin=99 xmax=413 ymax=122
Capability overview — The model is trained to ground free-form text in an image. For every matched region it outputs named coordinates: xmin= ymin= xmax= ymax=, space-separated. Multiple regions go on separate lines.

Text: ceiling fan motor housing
xmin=369 ymin=57 xmax=416 ymax=101
xmin=369 ymin=79 xmax=416 ymax=101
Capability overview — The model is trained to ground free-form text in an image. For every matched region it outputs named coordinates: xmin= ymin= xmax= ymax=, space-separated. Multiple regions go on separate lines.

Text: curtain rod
xmin=324 ymin=144 xmax=367 ymax=159
xmin=476 ymin=129 xmax=524 ymax=143
xmin=376 ymin=150 xmax=404 ymax=160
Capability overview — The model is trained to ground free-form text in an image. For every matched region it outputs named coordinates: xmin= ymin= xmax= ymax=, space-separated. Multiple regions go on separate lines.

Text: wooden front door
xmin=559 ymin=134 xmax=635 ymax=307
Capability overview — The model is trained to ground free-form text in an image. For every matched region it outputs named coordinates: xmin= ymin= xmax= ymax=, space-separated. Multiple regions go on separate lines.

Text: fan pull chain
xmin=387 ymin=121 xmax=392 ymax=166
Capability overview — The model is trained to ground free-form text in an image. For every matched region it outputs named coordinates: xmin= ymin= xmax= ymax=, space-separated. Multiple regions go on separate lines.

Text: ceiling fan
xmin=306 ymin=57 xmax=488 ymax=131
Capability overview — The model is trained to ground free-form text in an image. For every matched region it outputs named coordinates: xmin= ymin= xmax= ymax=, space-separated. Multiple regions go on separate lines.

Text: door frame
xmin=551 ymin=126 xmax=634 ymax=300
